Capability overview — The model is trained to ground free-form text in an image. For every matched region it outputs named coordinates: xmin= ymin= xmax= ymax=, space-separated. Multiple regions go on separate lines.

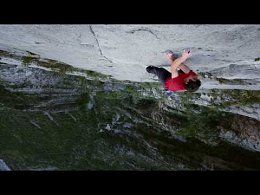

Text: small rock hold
xmin=105 ymin=124 xmax=111 ymax=131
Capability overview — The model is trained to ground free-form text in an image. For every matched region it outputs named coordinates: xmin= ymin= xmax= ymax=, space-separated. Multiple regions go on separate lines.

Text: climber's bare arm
xmin=178 ymin=63 xmax=191 ymax=74
xmin=170 ymin=50 xmax=191 ymax=78
xmin=165 ymin=50 xmax=191 ymax=74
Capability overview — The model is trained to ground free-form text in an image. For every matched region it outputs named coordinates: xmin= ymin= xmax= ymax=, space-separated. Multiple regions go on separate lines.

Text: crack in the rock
xmin=102 ymin=56 xmax=113 ymax=64
xmin=89 ymin=25 xmax=113 ymax=64
xmin=126 ymin=28 xmax=160 ymax=39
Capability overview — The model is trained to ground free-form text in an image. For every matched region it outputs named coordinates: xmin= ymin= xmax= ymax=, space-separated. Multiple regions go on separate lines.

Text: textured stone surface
xmin=0 ymin=25 xmax=260 ymax=170
xmin=0 ymin=159 xmax=11 ymax=171
xmin=0 ymin=25 xmax=259 ymax=85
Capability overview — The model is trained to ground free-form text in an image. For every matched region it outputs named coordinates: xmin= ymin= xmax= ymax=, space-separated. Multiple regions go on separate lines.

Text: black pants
xmin=146 ymin=66 xmax=185 ymax=85
xmin=146 ymin=66 xmax=171 ymax=84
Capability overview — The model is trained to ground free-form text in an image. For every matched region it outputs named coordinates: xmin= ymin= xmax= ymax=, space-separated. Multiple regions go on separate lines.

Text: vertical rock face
xmin=0 ymin=49 xmax=260 ymax=170
xmin=0 ymin=25 xmax=260 ymax=170
xmin=0 ymin=25 xmax=259 ymax=83
xmin=0 ymin=159 xmax=11 ymax=171
xmin=219 ymin=115 xmax=260 ymax=152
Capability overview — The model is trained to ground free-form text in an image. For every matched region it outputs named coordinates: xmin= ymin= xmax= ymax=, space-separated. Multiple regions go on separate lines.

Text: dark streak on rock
xmin=126 ymin=28 xmax=160 ymax=40
xmin=89 ymin=25 xmax=113 ymax=64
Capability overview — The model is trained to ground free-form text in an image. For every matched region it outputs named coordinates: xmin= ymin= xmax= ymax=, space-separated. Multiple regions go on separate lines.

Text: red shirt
xmin=164 ymin=70 xmax=197 ymax=91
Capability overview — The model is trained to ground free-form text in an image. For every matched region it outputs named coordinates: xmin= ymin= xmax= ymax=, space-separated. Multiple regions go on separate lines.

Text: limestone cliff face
xmin=0 ymin=25 xmax=259 ymax=84
xmin=0 ymin=49 xmax=260 ymax=170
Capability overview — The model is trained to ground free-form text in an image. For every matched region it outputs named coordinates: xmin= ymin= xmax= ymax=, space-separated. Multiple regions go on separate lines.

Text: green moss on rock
xmin=22 ymin=56 xmax=36 ymax=66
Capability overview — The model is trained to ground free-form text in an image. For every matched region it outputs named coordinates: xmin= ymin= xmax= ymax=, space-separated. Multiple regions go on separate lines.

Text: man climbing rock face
xmin=146 ymin=49 xmax=201 ymax=92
